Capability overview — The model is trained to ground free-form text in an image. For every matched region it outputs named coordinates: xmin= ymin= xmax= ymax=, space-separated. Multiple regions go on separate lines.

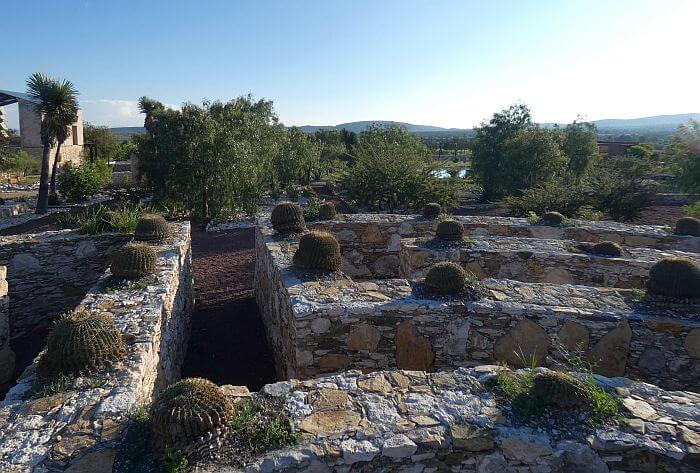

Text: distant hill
xmin=110 ymin=126 xmax=146 ymax=139
xmin=298 ymin=121 xmax=470 ymax=134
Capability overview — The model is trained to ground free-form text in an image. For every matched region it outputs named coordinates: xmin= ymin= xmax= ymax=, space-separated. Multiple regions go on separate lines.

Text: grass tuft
xmin=229 ymin=397 xmax=297 ymax=453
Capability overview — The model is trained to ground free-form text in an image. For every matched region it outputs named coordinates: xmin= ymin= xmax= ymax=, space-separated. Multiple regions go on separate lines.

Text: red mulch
xmin=180 ymin=226 xmax=276 ymax=391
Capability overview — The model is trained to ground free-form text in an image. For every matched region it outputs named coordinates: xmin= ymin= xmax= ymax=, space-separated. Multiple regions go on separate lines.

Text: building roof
xmin=0 ymin=90 xmax=40 ymax=107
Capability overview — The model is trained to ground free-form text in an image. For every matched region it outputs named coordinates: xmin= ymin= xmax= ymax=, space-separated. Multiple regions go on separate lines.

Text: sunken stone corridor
xmin=0 ymin=211 xmax=698 ymax=472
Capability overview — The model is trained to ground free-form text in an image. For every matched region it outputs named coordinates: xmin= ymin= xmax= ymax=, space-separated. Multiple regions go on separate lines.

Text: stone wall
xmin=0 ymin=222 xmax=193 ymax=471
xmin=0 ymin=230 xmax=130 ymax=339
xmin=203 ymin=366 xmax=700 ymax=472
xmin=0 ymin=265 xmax=14 ymax=385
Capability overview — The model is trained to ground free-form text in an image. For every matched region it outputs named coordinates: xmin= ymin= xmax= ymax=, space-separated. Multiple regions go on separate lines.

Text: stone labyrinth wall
xmin=255 ymin=214 xmax=700 ymax=391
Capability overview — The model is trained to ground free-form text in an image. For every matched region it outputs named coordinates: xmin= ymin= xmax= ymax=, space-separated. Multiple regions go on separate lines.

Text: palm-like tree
xmin=26 ymin=73 xmax=79 ymax=213
xmin=137 ymin=96 xmax=164 ymax=130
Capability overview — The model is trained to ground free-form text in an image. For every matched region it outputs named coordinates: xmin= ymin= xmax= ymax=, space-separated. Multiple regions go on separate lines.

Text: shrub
xmin=134 ymin=214 xmax=170 ymax=242
xmin=540 ymin=211 xmax=566 ymax=226
xmin=36 ymin=310 xmax=126 ymax=379
xmin=229 ymin=397 xmax=297 ymax=453
xmin=532 ymin=371 xmax=589 ymax=408
xmin=58 ymin=204 xmax=153 ymax=235
xmin=151 ymin=378 xmax=232 ymax=451
xmin=588 ymin=156 xmax=655 ymax=222
xmin=647 ymin=257 xmax=700 ymax=298
xmin=271 ymin=202 xmax=305 ymax=233
xmin=303 ymin=193 xmax=321 ymax=221
xmin=684 ymin=201 xmax=700 ymax=220
xmin=506 ymin=179 xmax=589 ymax=217
xmin=436 ymin=220 xmax=464 ymax=241
xmin=675 ymin=217 xmax=700 ymax=236
xmin=589 ymin=241 xmax=624 ymax=257
xmin=318 ymin=202 xmax=337 ymax=220
xmin=57 ymin=160 xmax=112 ymax=203
xmin=424 ymin=261 xmax=470 ymax=295
xmin=111 ymin=243 xmax=157 ymax=280
xmin=423 ymin=202 xmax=441 ymax=219
xmin=292 ymin=231 xmax=341 ymax=272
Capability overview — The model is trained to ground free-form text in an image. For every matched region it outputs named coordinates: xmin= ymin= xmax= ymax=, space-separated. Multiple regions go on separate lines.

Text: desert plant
xmin=318 ymin=202 xmax=337 ymax=220
xmin=292 ymin=231 xmax=341 ymax=272
xmin=424 ymin=262 xmax=471 ymax=295
xmin=229 ymin=396 xmax=297 ymax=453
xmin=270 ymin=202 xmax=305 ymax=233
xmin=436 ymin=219 xmax=464 ymax=241
xmin=134 ymin=214 xmax=170 ymax=242
xmin=540 ymin=211 xmax=566 ymax=226
xmin=532 ymin=371 xmax=589 ymax=409
xmin=588 ymin=241 xmax=624 ymax=257
xmin=423 ymin=202 xmax=441 ymax=218
xmin=36 ymin=310 xmax=126 ymax=379
xmin=111 ymin=243 xmax=157 ymax=280
xmin=675 ymin=217 xmax=700 ymax=237
xmin=647 ymin=257 xmax=700 ymax=298
xmin=151 ymin=378 xmax=232 ymax=451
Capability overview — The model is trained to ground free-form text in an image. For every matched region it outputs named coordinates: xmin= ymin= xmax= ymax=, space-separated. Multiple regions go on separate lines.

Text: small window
xmin=72 ymin=126 xmax=79 ymax=145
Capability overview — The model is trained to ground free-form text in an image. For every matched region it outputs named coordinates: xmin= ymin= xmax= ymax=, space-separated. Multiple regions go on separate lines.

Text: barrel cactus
xmin=423 ymin=203 xmax=441 ymax=219
xmin=675 ymin=217 xmax=700 ymax=237
xmin=590 ymin=241 xmax=624 ymax=257
xmin=271 ymin=202 xmax=305 ymax=233
xmin=111 ymin=243 xmax=157 ymax=280
xmin=293 ymin=231 xmax=342 ymax=272
xmin=36 ymin=310 xmax=126 ymax=379
xmin=151 ymin=378 xmax=232 ymax=450
xmin=318 ymin=202 xmax=337 ymax=220
xmin=647 ymin=257 xmax=700 ymax=298
xmin=134 ymin=214 xmax=170 ymax=242
xmin=436 ymin=220 xmax=464 ymax=241
xmin=424 ymin=261 xmax=470 ymax=295
xmin=540 ymin=211 xmax=566 ymax=226
xmin=533 ymin=371 xmax=589 ymax=409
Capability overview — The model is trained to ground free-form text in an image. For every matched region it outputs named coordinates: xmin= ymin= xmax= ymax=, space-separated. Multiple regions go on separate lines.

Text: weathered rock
xmin=451 ymin=424 xmax=495 ymax=451
xmin=558 ymin=441 xmax=608 ymax=473
xmin=493 ymin=319 xmax=550 ymax=368
xmin=341 ymin=439 xmax=379 ymax=464
xmin=685 ymin=329 xmax=700 ymax=359
xmin=381 ymin=434 xmax=417 ymax=458
xmin=309 ymin=388 xmax=352 ymax=411
xmin=346 ymin=324 xmax=381 ymax=351
xmin=395 ymin=322 xmax=435 ymax=371
xmin=478 ymin=452 xmax=515 ymax=473
xmin=587 ymin=321 xmax=632 ymax=377
xmin=298 ymin=410 xmax=362 ymax=435
xmin=316 ymin=354 xmax=352 ymax=372
xmin=64 ymin=448 xmax=116 ymax=473
xmin=557 ymin=321 xmax=589 ymax=353
xmin=638 ymin=347 xmax=666 ymax=374
xmin=500 ymin=431 xmax=553 ymax=464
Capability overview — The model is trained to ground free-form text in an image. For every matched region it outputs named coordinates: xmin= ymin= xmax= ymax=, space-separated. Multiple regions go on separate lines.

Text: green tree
xmin=561 ymin=120 xmax=598 ymax=181
xmin=666 ymin=120 xmax=700 ymax=194
xmin=26 ymin=72 xmax=79 ymax=214
xmin=83 ymin=123 xmax=122 ymax=161
xmin=137 ymin=96 xmax=165 ymax=130
xmin=589 ymin=156 xmax=655 ymax=221
xmin=274 ymin=127 xmax=321 ymax=188
xmin=626 ymin=142 xmax=655 ymax=161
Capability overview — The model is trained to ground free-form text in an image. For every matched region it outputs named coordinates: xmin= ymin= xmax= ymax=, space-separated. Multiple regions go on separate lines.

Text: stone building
xmin=0 ymin=90 xmax=83 ymax=168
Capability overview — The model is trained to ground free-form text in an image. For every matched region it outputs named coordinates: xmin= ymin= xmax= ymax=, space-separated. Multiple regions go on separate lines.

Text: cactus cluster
xmin=135 ymin=214 xmax=170 ymax=242
xmin=675 ymin=217 xmax=700 ymax=237
xmin=424 ymin=261 xmax=470 ymax=295
xmin=271 ymin=202 xmax=306 ymax=233
xmin=589 ymin=241 xmax=624 ymax=257
xmin=111 ymin=243 xmax=157 ymax=280
xmin=647 ymin=257 xmax=700 ymax=299
xmin=540 ymin=211 xmax=566 ymax=226
xmin=423 ymin=203 xmax=441 ymax=219
xmin=436 ymin=219 xmax=464 ymax=241
xmin=151 ymin=378 xmax=232 ymax=450
xmin=36 ymin=310 xmax=126 ymax=379
xmin=318 ymin=202 xmax=337 ymax=220
xmin=532 ymin=371 xmax=589 ymax=409
xmin=293 ymin=231 xmax=342 ymax=272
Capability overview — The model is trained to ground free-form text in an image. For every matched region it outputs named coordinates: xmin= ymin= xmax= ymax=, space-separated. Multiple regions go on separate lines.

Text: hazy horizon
xmin=1 ymin=0 xmax=698 ymax=129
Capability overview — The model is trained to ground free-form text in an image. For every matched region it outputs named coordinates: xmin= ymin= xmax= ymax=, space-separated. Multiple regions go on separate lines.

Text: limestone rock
xmin=587 ymin=321 xmax=632 ymax=377
xmin=621 ymin=398 xmax=657 ymax=421
xmin=298 ymin=410 xmax=361 ymax=435
xmin=557 ymin=321 xmax=589 ymax=353
xmin=451 ymin=424 xmax=495 ymax=451
xmin=341 ymin=439 xmax=379 ymax=464
xmin=346 ymin=324 xmax=381 ymax=352
xmin=10 ymin=253 xmax=41 ymax=274
xmin=316 ymin=354 xmax=351 ymax=373
xmin=500 ymin=431 xmax=553 ymax=463
xmin=309 ymin=388 xmax=352 ymax=411
xmin=381 ymin=434 xmax=417 ymax=458
xmin=360 ymin=224 xmax=384 ymax=244
xmin=310 ymin=318 xmax=331 ymax=334
xmin=65 ymin=448 xmax=116 ymax=473
xmin=558 ymin=441 xmax=608 ymax=473
xmin=493 ymin=319 xmax=550 ymax=368
xmin=637 ymin=347 xmax=666 ymax=374
xmin=478 ymin=452 xmax=515 ymax=473
xmin=395 ymin=322 xmax=435 ymax=371
xmin=685 ymin=329 xmax=700 ymax=359
xmin=373 ymin=255 xmax=400 ymax=277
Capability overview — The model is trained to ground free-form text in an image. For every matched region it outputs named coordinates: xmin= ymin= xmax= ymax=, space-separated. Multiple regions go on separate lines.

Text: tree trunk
xmin=35 ymin=143 xmax=51 ymax=214
xmin=49 ymin=142 xmax=62 ymax=194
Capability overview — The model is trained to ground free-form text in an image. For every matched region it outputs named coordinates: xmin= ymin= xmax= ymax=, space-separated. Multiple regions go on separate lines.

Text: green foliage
xmin=684 ymin=201 xmax=700 ymax=220
xmin=111 ymin=243 xmax=157 ymax=280
xmin=83 ymin=123 xmax=136 ymax=162
xmin=647 ymin=257 xmax=700 ymax=298
xmin=318 ymin=202 xmax=337 ymax=220
xmin=36 ymin=310 xmax=126 ymax=380
xmin=274 ymin=127 xmax=321 ymax=188
xmin=342 ymin=124 xmax=456 ymax=210
xmin=423 ymin=202 xmax=442 ymax=218
xmin=137 ymin=96 xmax=283 ymax=220
xmin=506 ymin=179 xmax=588 ymax=217
xmin=436 ymin=219 xmax=464 ymax=241
xmin=134 ymin=214 xmax=170 ymax=242
xmin=303 ymin=193 xmax=322 ymax=221
xmin=229 ymin=397 xmax=297 ymax=453
xmin=666 ymin=120 xmax=700 ymax=194
xmin=0 ymin=149 xmax=39 ymax=176
xmin=424 ymin=262 xmax=471 ymax=295
xmin=57 ymin=160 xmax=112 ymax=203
xmin=271 ymin=202 xmax=305 ymax=233
xmin=292 ymin=231 xmax=342 ymax=272
xmin=58 ymin=204 xmax=153 ymax=235
xmin=162 ymin=449 xmax=189 ymax=473
xmin=562 ymin=120 xmax=599 ymax=181
xmin=151 ymin=378 xmax=232 ymax=451
xmin=626 ymin=142 xmax=655 ymax=161
xmin=675 ymin=217 xmax=700 ymax=236
xmin=588 ymin=156 xmax=655 ymax=221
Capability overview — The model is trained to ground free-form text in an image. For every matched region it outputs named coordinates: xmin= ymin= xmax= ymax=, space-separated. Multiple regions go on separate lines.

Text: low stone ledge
xmin=201 ymin=366 xmax=700 ymax=472
xmin=0 ymin=221 xmax=193 ymax=471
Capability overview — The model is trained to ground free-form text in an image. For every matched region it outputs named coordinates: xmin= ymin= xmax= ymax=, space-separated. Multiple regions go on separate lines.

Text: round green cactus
xmin=423 ymin=203 xmax=441 ymax=219
xmin=271 ymin=202 xmax=306 ymax=233
xmin=151 ymin=378 xmax=232 ymax=450
xmin=590 ymin=241 xmax=624 ymax=257
xmin=540 ymin=211 xmax=566 ymax=226
xmin=436 ymin=220 xmax=464 ymax=241
xmin=424 ymin=261 xmax=470 ymax=295
xmin=675 ymin=217 xmax=700 ymax=237
xmin=533 ymin=371 xmax=589 ymax=408
xmin=36 ymin=310 xmax=126 ymax=379
xmin=111 ymin=243 xmax=157 ymax=280
xmin=318 ymin=202 xmax=337 ymax=220
xmin=293 ymin=231 xmax=342 ymax=272
xmin=647 ymin=257 xmax=700 ymax=298
xmin=134 ymin=214 xmax=170 ymax=242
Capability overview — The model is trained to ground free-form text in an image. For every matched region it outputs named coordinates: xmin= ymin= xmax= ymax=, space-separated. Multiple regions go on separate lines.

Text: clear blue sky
xmin=1 ymin=0 xmax=698 ymax=128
